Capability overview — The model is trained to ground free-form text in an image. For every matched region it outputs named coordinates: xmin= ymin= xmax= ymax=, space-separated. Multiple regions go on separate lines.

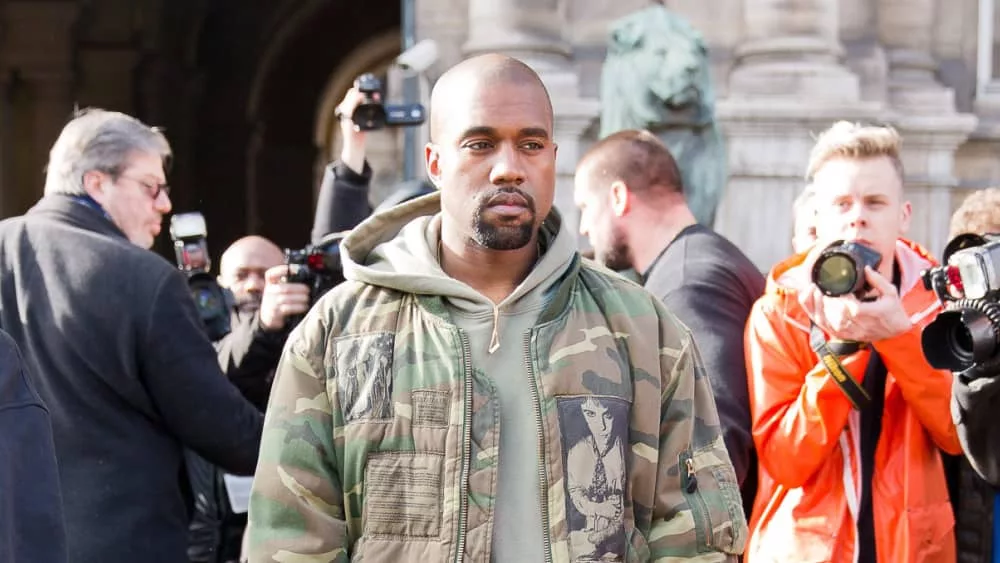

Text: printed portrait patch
xmin=335 ymin=332 xmax=395 ymax=422
xmin=556 ymin=395 xmax=630 ymax=561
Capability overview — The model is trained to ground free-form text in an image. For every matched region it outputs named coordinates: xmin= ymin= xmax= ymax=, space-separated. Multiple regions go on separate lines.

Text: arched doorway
xmin=192 ymin=0 xmax=401 ymax=252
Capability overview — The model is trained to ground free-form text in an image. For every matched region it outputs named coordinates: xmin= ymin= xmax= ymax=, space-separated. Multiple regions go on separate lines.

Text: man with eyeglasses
xmin=0 ymin=108 xmax=263 ymax=563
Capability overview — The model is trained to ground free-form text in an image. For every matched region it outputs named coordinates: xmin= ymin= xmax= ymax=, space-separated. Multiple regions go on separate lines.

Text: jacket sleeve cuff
xmin=332 ymin=160 xmax=372 ymax=184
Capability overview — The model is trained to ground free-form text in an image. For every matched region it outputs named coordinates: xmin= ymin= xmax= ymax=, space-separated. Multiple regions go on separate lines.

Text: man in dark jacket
xmin=0 ymin=108 xmax=263 ymax=563
xmin=0 ymin=329 xmax=66 ymax=563
xmin=945 ymin=187 xmax=1000 ymax=562
xmin=573 ymin=129 xmax=764 ymax=517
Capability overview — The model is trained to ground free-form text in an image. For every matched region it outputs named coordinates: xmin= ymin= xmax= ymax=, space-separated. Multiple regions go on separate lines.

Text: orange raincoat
xmin=744 ymin=239 xmax=961 ymax=562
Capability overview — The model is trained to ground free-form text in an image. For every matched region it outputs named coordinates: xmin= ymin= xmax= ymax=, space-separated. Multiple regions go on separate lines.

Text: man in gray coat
xmin=0 ymin=108 xmax=263 ymax=563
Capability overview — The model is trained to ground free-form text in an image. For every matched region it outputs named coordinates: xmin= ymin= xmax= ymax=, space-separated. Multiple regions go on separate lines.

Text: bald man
xmin=247 ymin=53 xmax=746 ymax=562
xmin=210 ymin=234 xmax=312 ymax=404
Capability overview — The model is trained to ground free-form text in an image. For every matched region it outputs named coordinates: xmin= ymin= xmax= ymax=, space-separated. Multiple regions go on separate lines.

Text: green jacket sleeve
xmin=246 ymin=312 xmax=349 ymax=562
xmin=647 ymin=307 xmax=749 ymax=560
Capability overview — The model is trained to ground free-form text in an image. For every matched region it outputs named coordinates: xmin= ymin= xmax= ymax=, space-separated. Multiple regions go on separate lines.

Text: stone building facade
xmin=0 ymin=0 xmax=996 ymax=268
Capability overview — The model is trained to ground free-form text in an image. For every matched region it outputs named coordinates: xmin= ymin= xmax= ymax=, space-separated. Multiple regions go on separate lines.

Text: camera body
xmin=920 ymin=233 xmax=1000 ymax=374
xmin=811 ymin=240 xmax=883 ymax=298
xmin=282 ymin=231 xmax=349 ymax=327
xmin=169 ymin=213 xmax=233 ymax=341
xmin=350 ymin=73 xmax=426 ymax=132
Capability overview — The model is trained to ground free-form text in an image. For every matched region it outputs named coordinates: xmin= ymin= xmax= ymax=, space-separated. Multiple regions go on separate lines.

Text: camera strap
xmin=809 ymin=323 xmax=871 ymax=410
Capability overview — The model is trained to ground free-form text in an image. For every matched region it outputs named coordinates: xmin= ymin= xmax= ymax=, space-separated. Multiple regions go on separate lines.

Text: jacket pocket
xmin=362 ymin=451 xmax=443 ymax=538
xmin=679 ymin=447 xmax=747 ymax=554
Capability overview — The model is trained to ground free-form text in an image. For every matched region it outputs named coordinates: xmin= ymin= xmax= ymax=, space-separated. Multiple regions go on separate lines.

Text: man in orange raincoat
xmin=744 ymin=121 xmax=961 ymax=563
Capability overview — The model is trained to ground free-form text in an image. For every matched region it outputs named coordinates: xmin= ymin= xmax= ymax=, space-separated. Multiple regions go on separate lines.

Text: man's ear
xmin=425 ymin=143 xmax=442 ymax=188
xmin=899 ymin=200 xmax=912 ymax=235
xmin=609 ymin=180 xmax=631 ymax=217
xmin=82 ymin=170 xmax=109 ymax=204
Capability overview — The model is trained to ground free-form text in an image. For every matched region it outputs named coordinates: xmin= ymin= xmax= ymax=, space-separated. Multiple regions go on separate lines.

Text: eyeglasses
xmin=117 ymin=174 xmax=170 ymax=200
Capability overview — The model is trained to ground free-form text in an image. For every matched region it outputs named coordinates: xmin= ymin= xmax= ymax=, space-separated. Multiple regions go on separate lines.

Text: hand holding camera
xmin=799 ymin=239 xmax=913 ymax=343
xmin=258 ymin=265 xmax=311 ymax=332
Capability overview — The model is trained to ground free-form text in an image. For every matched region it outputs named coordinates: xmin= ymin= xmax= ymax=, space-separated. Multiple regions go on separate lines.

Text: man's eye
xmin=522 ymin=141 xmax=544 ymax=150
xmin=466 ymin=141 xmax=492 ymax=150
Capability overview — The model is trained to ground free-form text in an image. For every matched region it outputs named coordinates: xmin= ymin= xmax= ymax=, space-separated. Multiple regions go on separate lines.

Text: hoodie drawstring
xmin=488 ymin=305 xmax=501 ymax=354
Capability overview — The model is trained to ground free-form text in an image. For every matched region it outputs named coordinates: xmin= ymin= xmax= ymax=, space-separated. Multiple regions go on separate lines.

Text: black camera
xmin=349 ymin=73 xmax=426 ymax=131
xmin=811 ymin=240 xmax=883 ymax=298
xmin=170 ymin=213 xmax=233 ymax=341
xmin=921 ymin=233 xmax=1000 ymax=374
xmin=282 ymin=231 xmax=349 ymax=327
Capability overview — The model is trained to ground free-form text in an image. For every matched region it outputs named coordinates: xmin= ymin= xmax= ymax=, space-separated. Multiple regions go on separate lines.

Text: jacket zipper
xmin=455 ymin=332 xmax=474 ymax=562
xmin=684 ymin=456 xmax=712 ymax=548
xmin=524 ymin=332 xmax=553 ymax=563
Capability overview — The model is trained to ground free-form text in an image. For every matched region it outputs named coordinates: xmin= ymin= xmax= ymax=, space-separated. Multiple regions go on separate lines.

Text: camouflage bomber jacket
xmin=247 ymin=253 xmax=748 ymax=562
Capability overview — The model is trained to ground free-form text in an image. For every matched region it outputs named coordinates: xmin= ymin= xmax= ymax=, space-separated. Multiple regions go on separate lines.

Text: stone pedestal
xmin=893 ymin=114 xmax=978 ymax=257
xmin=463 ymin=0 xmax=599 ymax=240
xmin=714 ymin=102 xmax=882 ymax=270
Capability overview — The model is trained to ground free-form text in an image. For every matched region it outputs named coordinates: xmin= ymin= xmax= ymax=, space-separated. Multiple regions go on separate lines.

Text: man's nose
xmin=245 ymin=274 xmax=265 ymax=292
xmin=155 ymin=191 xmax=172 ymax=214
xmin=846 ymin=203 xmax=868 ymax=229
xmin=489 ymin=143 xmax=525 ymax=186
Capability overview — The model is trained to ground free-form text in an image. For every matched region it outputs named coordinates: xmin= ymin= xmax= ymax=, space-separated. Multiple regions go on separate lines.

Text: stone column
xmin=462 ymin=0 xmax=599 ymax=240
xmin=718 ymin=0 xmax=881 ymax=270
xmin=0 ymin=1 xmax=79 ymax=218
xmin=728 ymin=0 xmax=861 ymax=101
xmin=876 ymin=0 xmax=954 ymax=112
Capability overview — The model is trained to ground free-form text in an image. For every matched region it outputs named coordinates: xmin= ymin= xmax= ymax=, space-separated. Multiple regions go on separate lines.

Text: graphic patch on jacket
xmin=558 ymin=395 xmax=629 ymax=560
xmin=336 ymin=332 xmax=395 ymax=422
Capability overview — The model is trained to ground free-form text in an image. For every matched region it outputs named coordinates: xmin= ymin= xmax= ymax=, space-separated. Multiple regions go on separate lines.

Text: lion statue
xmin=599 ymin=4 xmax=726 ymax=227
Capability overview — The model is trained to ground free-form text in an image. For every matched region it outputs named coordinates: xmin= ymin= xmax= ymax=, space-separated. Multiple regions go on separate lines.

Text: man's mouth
xmin=485 ymin=190 xmax=533 ymax=216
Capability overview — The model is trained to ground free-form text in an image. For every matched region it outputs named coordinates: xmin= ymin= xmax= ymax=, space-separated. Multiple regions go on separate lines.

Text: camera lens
xmin=922 ymin=302 xmax=1000 ymax=371
xmin=814 ymin=253 xmax=859 ymax=297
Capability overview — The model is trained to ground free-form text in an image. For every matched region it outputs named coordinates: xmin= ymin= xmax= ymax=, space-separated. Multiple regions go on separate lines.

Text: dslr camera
xmin=282 ymin=231 xmax=349 ymax=327
xmin=920 ymin=233 xmax=1000 ymax=375
xmin=347 ymin=73 xmax=426 ymax=131
xmin=169 ymin=212 xmax=233 ymax=341
xmin=811 ymin=240 xmax=883 ymax=298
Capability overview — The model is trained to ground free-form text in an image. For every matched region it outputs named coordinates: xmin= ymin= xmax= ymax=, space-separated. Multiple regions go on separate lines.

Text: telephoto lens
xmin=811 ymin=240 xmax=883 ymax=297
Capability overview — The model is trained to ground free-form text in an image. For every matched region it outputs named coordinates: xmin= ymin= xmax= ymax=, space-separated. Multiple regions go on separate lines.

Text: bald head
xmin=219 ymin=235 xmax=284 ymax=313
xmin=429 ymin=54 xmax=553 ymax=142
xmin=576 ymin=129 xmax=683 ymax=201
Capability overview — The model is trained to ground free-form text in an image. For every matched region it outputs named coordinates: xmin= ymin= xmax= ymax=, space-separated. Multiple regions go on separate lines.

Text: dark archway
xmin=149 ymin=0 xmax=400 ymax=263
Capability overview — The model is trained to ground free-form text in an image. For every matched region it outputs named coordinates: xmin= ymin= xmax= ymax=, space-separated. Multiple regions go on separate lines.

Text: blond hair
xmin=949 ymin=187 xmax=1000 ymax=238
xmin=805 ymin=121 xmax=904 ymax=182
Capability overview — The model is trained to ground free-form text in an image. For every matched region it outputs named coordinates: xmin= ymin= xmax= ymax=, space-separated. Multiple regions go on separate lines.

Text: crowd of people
xmin=0 ymin=50 xmax=998 ymax=563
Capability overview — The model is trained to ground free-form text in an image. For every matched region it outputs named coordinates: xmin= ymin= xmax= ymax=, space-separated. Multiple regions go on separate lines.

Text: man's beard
xmin=234 ymin=292 xmax=262 ymax=314
xmin=472 ymin=187 xmax=537 ymax=251
xmin=596 ymin=224 xmax=632 ymax=272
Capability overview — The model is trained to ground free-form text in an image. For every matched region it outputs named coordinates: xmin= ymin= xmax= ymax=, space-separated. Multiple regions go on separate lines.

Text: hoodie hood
xmin=340 ymin=191 xmax=577 ymax=317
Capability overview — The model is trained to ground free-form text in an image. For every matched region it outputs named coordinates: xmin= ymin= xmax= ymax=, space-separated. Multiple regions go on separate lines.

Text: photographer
xmin=938 ymin=187 xmax=1000 ymax=562
xmin=743 ymin=122 xmax=961 ymax=562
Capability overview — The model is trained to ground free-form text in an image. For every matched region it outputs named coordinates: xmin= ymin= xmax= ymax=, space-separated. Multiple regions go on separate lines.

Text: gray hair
xmin=44 ymin=108 xmax=172 ymax=196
